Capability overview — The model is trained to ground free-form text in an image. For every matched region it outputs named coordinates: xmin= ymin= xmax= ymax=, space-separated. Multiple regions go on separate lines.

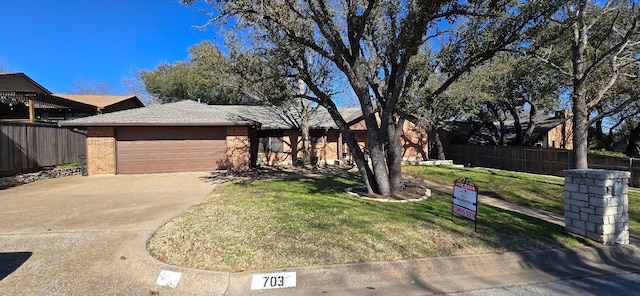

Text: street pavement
xmin=449 ymin=272 xmax=640 ymax=296
xmin=1 ymin=173 xmax=639 ymax=295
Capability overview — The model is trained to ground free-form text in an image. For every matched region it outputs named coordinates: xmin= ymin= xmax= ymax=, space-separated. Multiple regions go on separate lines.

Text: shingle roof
xmin=60 ymin=100 xmax=363 ymax=129
xmin=52 ymin=94 xmax=142 ymax=108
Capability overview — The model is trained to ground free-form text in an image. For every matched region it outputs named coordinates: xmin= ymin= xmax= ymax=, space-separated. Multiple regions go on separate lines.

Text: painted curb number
xmin=251 ymin=272 xmax=296 ymax=290
xmin=156 ymin=270 xmax=182 ymax=288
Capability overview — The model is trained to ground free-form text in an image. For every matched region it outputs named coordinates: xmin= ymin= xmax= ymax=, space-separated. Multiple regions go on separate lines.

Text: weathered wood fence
xmin=0 ymin=122 xmax=86 ymax=177
xmin=444 ymin=145 xmax=640 ymax=187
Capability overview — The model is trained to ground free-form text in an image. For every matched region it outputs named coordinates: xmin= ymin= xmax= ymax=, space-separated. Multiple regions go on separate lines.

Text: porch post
xmin=28 ymin=99 xmax=35 ymax=122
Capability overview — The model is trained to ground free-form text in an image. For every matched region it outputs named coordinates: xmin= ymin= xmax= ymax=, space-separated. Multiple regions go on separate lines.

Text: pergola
xmin=0 ymin=73 xmax=94 ymax=122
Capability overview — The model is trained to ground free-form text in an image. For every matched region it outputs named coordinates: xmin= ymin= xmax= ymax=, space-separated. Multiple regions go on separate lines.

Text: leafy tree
xmin=462 ymin=54 xmax=563 ymax=146
xmin=141 ymin=40 xmax=292 ymax=105
xmin=535 ymin=0 xmax=640 ymax=168
xmin=183 ymin=0 xmax=563 ymax=196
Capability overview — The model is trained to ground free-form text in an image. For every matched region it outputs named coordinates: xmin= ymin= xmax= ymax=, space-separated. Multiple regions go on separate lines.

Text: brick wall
xmin=226 ymin=126 xmax=250 ymax=170
xmin=401 ymin=120 xmax=428 ymax=160
xmin=86 ymin=127 xmax=116 ymax=174
xmin=547 ymin=120 xmax=573 ymax=150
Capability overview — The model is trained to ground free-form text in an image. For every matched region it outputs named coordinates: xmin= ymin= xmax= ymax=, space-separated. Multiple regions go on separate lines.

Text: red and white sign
xmin=453 ymin=180 xmax=478 ymax=221
xmin=453 ymin=205 xmax=476 ymax=221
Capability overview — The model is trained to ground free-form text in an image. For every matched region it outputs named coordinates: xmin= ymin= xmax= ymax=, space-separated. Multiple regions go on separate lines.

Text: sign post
xmin=452 ymin=177 xmax=478 ymax=232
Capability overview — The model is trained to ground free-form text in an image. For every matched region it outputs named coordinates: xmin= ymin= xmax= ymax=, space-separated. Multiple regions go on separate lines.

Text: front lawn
xmin=148 ymin=170 xmax=591 ymax=272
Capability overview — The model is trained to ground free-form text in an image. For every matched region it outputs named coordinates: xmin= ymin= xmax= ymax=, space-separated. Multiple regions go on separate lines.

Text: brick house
xmin=60 ymin=100 xmax=428 ymax=175
xmin=443 ymin=110 xmax=573 ymax=150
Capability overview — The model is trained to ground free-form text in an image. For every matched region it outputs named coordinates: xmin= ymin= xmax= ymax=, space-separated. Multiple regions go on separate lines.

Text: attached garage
xmin=115 ymin=127 xmax=227 ymax=174
xmin=61 ymin=100 xmax=427 ymax=176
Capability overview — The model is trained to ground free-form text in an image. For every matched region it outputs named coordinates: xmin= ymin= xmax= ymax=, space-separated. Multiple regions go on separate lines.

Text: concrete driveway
xmin=0 ymin=173 xmax=228 ymax=295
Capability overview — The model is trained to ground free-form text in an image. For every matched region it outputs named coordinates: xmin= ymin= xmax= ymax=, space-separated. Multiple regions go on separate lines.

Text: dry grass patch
xmin=148 ymin=171 xmax=591 ymax=272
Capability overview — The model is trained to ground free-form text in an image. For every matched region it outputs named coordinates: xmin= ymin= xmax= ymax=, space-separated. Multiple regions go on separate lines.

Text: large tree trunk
xmin=386 ymin=115 xmax=405 ymax=192
xmin=298 ymin=79 xmax=311 ymax=163
xmin=572 ymin=105 xmax=589 ymax=168
xmin=300 ymin=105 xmax=311 ymax=162
xmin=571 ymin=0 xmax=589 ymax=169
xmin=350 ymin=71 xmax=392 ymax=196
xmin=366 ymin=112 xmax=391 ymax=196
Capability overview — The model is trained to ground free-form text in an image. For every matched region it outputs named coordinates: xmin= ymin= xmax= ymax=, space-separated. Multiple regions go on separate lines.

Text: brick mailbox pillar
xmin=564 ymin=169 xmax=630 ymax=245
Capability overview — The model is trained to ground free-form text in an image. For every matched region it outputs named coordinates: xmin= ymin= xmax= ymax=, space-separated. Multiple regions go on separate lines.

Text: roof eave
xmin=58 ymin=122 xmax=260 ymax=127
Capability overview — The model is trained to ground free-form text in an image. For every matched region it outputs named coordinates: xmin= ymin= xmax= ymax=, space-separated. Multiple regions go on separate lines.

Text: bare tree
xmin=123 ymin=69 xmax=157 ymax=105
xmin=68 ymin=78 xmax=115 ymax=95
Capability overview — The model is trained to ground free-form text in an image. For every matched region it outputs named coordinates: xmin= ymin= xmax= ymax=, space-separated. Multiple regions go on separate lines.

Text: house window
xmin=258 ymin=130 xmax=284 ymax=153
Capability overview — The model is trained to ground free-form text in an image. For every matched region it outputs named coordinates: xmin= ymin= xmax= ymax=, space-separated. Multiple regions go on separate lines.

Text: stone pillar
xmin=564 ymin=169 xmax=630 ymax=245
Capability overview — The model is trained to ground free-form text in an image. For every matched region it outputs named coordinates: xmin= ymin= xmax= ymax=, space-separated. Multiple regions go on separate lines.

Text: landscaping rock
xmin=0 ymin=167 xmax=81 ymax=190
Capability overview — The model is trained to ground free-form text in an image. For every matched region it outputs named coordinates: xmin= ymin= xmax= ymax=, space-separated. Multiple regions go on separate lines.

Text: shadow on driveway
xmin=0 ymin=252 xmax=32 ymax=281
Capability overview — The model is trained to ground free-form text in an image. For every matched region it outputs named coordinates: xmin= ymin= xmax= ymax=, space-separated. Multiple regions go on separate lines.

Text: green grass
xmin=403 ymin=165 xmax=640 ymax=235
xmin=589 ymin=149 xmax=628 ymax=158
xmin=148 ymin=171 xmax=591 ymax=272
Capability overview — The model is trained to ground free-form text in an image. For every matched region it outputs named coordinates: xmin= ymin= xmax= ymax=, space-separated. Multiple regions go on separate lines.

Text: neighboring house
xmin=0 ymin=72 xmax=143 ymax=122
xmin=533 ymin=111 xmax=573 ymax=149
xmin=60 ymin=100 xmax=428 ymax=175
xmin=443 ymin=111 xmax=573 ymax=150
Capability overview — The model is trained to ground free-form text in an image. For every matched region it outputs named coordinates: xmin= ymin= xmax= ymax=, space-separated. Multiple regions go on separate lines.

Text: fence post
xmin=524 ymin=148 xmax=527 ymax=172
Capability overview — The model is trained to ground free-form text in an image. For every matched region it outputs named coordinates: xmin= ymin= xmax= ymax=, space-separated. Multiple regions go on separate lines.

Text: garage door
xmin=116 ymin=127 xmax=227 ymax=174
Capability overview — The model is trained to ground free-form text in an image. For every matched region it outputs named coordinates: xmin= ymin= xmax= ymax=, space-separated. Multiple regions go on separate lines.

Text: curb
xmin=224 ymin=244 xmax=640 ymax=295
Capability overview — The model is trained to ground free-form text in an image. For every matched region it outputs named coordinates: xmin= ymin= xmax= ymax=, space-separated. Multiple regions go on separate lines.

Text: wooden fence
xmin=0 ymin=122 xmax=86 ymax=177
xmin=444 ymin=145 xmax=640 ymax=187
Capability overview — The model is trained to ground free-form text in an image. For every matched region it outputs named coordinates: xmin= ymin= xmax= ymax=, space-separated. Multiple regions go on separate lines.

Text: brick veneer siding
xmin=564 ymin=169 xmax=630 ymax=245
xmin=547 ymin=120 xmax=573 ymax=150
xmin=401 ymin=121 xmax=428 ymax=160
xmin=86 ymin=127 xmax=116 ymax=174
xmin=226 ymin=126 xmax=250 ymax=170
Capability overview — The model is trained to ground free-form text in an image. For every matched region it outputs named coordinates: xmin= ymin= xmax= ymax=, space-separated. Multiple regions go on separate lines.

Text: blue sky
xmin=0 ymin=1 xmax=218 ymax=94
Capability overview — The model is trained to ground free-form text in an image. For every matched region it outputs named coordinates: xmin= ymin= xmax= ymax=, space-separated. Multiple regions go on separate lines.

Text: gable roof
xmin=447 ymin=114 xmax=570 ymax=145
xmin=52 ymin=94 xmax=144 ymax=109
xmin=0 ymin=72 xmax=51 ymax=94
xmin=60 ymin=100 xmax=362 ymax=129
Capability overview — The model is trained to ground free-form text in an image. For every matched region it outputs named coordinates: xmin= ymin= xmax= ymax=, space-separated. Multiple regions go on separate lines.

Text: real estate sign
xmin=452 ymin=178 xmax=478 ymax=225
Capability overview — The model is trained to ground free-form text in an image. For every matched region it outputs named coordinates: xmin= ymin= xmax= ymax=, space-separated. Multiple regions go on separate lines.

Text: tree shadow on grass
xmin=206 ymin=168 xmax=640 ymax=293
xmin=0 ymin=252 xmax=32 ymax=281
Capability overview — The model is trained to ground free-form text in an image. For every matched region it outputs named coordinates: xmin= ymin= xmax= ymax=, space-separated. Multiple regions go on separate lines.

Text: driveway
xmin=0 ymin=173 xmax=229 ymax=295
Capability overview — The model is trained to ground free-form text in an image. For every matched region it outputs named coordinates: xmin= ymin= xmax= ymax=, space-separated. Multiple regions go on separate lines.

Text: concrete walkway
xmin=422 ymin=179 xmax=640 ymax=245
xmin=1 ymin=173 xmax=640 ymax=295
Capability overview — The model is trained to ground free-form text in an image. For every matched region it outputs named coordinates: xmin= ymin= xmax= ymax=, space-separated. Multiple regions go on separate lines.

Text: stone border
xmin=345 ymin=186 xmax=431 ymax=202
xmin=0 ymin=167 xmax=81 ymax=190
